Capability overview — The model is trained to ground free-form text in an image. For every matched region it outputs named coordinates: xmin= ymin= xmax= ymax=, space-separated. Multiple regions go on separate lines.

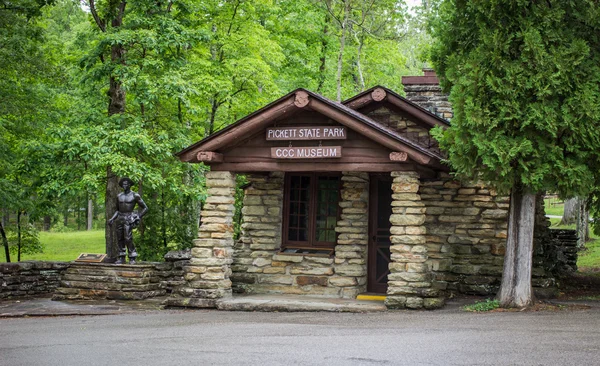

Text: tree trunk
xmin=87 ymin=198 xmax=93 ymax=231
xmin=0 ymin=220 xmax=10 ymax=263
xmin=105 ymin=166 xmax=120 ymax=262
xmin=560 ymin=197 xmax=578 ymax=225
xmin=63 ymin=207 xmax=68 ymax=227
xmin=17 ymin=210 xmax=22 ymax=262
xmin=77 ymin=199 xmax=82 ymax=231
xmin=336 ymin=1 xmax=351 ymax=102
xmin=497 ymin=188 xmax=536 ymax=308
xmin=317 ymin=0 xmax=331 ymax=94
xmin=43 ymin=215 xmax=51 ymax=231
xmin=353 ymin=32 xmax=365 ymax=92
xmin=103 ymin=1 xmax=126 ymax=261
xmin=576 ymin=197 xmax=590 ymax=248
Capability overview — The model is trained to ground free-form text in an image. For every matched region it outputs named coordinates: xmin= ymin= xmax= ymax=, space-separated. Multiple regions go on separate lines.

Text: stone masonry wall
xmin=403 ymin=77 xmax=453 ymax=120
xmin=232 ymin=172 xmax=369 ymax=298
xmin=1 ymin=261 xmax=68 ymax=298
xmin=165 ymin=171 xmax=237 ymax=308
xmin=420 ymin=176 xmax=509 ymax=296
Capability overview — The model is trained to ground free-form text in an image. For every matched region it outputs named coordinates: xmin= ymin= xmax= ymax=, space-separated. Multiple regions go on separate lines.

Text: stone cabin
xmin=169 ymin=71 xmax=556 ymax=310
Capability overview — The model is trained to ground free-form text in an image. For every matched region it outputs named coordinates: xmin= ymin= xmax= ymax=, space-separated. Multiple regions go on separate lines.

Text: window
xmin=283 ymin=173 xmax=341 ymax=250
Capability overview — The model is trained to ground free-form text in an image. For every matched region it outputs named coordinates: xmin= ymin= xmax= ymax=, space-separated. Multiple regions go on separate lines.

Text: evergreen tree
xmin=430 ymin=0 xmax=600 ymax=307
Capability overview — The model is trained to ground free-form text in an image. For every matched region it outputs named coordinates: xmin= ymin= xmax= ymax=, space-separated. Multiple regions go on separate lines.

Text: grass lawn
xmin=1 ymin=230 xmax=105 ymax=263
xmin=578 ymin=238 xmax=600 ymax=270
xmin=544 ymin=197 xmax=564 ymax=216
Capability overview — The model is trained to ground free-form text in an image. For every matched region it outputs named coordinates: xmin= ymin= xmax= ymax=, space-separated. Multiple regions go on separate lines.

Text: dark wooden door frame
xmin=367 ymin=174 xmax=392 ymax=294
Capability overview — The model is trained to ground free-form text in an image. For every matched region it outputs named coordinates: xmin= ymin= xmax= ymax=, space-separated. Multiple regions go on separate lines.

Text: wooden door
xmin=367 ymin=174 xmax=392 ymax=294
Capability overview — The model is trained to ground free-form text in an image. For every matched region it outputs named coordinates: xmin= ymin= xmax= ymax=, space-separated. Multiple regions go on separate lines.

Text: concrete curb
xmin=216 ymin=295 xmax=387 ymax=313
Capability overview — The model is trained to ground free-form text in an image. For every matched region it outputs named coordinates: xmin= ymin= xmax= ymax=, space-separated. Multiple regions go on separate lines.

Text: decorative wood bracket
xmin=197 ymin=151 xmax=224 ymax=163
xmin=389 ymin=152 xmax=408 ymax=162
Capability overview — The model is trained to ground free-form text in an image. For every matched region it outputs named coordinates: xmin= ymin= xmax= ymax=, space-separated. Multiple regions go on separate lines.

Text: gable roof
xmin=343 ymin=86 xmax=450 ymax=128
xmin=176 ymin=88 xmax=445 ymax=167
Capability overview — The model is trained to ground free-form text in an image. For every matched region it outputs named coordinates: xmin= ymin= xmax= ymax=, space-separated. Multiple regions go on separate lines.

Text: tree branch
xmin=88 ymin=0 xmax=106 ymax=32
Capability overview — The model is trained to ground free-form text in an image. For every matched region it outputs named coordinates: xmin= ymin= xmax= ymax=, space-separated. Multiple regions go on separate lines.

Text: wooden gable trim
xmin=177 ymin=88 xmax=443 ymax=167
xmin=306 ymin=97 xmax=432 ymax=165
xmin=343 ymin=86 xmax=450 ymax=129
xmin=177 ymin=93 xmax=299 ymax=162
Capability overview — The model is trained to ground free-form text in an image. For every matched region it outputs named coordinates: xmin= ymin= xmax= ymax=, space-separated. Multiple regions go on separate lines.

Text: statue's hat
xmin=118 ymin=177 xmax=135 ymax=188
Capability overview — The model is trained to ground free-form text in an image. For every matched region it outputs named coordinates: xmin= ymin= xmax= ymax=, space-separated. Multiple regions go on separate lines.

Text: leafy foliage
xmin=430 ymin=0 xmax=600 ymax=196
xmin=1 ymin=0 xmax=436 ymax=261
xmin=462 ymin=298 xmax=500 ymax=312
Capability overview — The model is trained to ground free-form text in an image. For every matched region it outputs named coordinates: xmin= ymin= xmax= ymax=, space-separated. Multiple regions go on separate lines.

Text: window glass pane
xmin=286 ymin=175 xmax=310 ymax=243
xmin=315 ymin=176 xmax=340 ymax=243
xmin=298 ymin=228 xmax=307 ymax=241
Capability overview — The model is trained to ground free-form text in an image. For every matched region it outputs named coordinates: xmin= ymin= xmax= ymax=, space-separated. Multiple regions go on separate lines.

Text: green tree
xmin=81 ymin=0 xmax=208 ymax=260
xmin=0 ymin=0 xmax=61 ymax=261
xmin=430 ymin=0 xmax=600 ymax=307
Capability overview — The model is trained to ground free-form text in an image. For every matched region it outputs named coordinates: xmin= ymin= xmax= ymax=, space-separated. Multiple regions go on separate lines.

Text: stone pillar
xmin=165 ymin=171 xmax=236 ymax=308
xmin=386 ymin=171 xmax=444 ymax=309
xmin=333 ymin=172 xmax=369 ymax=298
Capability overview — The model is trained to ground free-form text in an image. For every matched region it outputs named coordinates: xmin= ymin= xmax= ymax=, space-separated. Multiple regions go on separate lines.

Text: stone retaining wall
xmin=1 ymin=261 xmax=69 ymax=299
xmin=1 ymin=255 xmax=190 ymax=300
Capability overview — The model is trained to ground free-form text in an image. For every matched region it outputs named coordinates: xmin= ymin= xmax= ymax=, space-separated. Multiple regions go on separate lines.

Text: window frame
xmin=282 ymin=172 xmax=342 ymax=250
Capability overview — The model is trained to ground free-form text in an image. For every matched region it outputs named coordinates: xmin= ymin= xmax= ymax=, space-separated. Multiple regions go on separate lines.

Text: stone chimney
xmin=402 ymin=68 xmax=453 ymax=121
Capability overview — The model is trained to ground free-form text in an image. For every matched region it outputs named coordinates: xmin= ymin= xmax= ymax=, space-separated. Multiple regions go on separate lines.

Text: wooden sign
xmin=271 ymin=146 xmax=342 ymax=159
xmin=266 ymin=126 xmax=347 ymax=141
xmin=75 ymin=253 xmax=107 ymax=263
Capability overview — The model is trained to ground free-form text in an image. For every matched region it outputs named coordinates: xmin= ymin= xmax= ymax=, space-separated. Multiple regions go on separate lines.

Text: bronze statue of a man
xmin=108 ymin=177 xmax=148 ymax=264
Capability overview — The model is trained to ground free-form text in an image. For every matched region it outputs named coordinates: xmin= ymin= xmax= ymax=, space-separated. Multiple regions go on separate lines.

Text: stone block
xmin=423 ymin=297 xmax=445 ymax=309
xmin=252 ymin=258 xmax=272 ymax=267
xmin=243 ymin=195 xmax=263 ymax=205
xmin=384 ymin=295 xmax=407 ymax=308
xmin=201 ymin=272 xmax=226 ymax=280
xmin=306 ymin=257 xmax=334 ymax=265
xmin=290 ymin=266 xmax=334 ymax=276
xmin=390 ymin=252 xmax=427 ymax=263
xmin=242 ymin=205 xmax=266 ymax=216
xmin=191 ymin=248 xmax=213 ymax=258
xmin=447 ymin=235 xmax=480 ymax=245
xmin=205 ymin=196 xmax=236 ymax=205
xmin=189 ymin=257 xmax=233 ymax=266
xmin=207 ymin=187 xmax=235 ymax=196
xmin=328 ymin=276 xmax=358 ymax=287
xmin=258 ymin=275 xmax=293 ymax=285
xmin=272 ymin=254 xmax=304 ymax=263
xmin=263 ymin=267 xmax=286 ymax=274
xmin=296 ymin=276 xmax=328 ymax=286
xmin=406 ymin=263 xmax=429 ymax=273
xmin=391 ymin=193 xmax=421 ymax=201
xmin=389 ymin=214 xmax=426 ymax=226
xmin=390 ymin=235 xmax=426 ymax=245
xmin=405 ymin=297 xmax=424 ymax=309
xmin=438 ymin=215 xmax=477 ymax=223
xmin=267 ymin=207 xmax=281 ymax=216
xmin=334 ymin=264 xmax=365 ymax=276
xmin=451 ymin=265 xmax=480 ymax=275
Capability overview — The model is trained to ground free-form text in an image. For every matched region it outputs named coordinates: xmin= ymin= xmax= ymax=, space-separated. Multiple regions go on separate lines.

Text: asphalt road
xmin=1 ymin=307 xmax=599 ymax=366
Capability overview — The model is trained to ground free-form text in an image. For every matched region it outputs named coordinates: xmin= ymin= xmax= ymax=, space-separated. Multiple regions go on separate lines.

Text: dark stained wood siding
xmin=214 ymin=110 xmax=412 ymax=172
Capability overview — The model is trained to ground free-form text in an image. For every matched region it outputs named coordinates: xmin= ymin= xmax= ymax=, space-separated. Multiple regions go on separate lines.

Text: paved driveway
xmin=1 ymin=304 xmax=599 ymax=366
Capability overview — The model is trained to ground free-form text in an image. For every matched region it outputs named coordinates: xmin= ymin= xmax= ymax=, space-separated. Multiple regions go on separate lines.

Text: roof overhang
xmin=177 ymin=88 xmax=445 ymax=169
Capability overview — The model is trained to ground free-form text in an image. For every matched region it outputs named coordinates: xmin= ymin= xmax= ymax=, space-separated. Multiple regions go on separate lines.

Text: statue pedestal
xmin=52 ymin=262 xmax=165 ymax=300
